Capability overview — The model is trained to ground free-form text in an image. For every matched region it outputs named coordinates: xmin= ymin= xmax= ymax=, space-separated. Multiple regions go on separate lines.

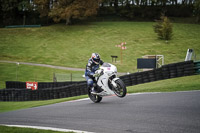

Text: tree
xmin=18 ymin=0 xmax=33 ymax=25
xmin=34 ymin=0 xmax=50 ymax=18
xmin=153 ymin=14 xmax=173 ymax=40
xmin=0 ymin=0 xmax=18 ymax=25
xmin=194 ymin=0 xmax=200 ymax=23
xmin=34 ymin=0 xmax=51 ymax=24
xmin=48 ymin=0 xmax=101 ymax=25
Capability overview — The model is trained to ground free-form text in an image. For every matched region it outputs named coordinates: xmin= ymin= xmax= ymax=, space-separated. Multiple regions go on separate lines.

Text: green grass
xmin=0 ymin=95 xmax=87 ymax=113
xmin=0 ymin=125 xmax=74 ymax=133
xmin=0 ymin=62 xmax=85 ymax=89
xmin=0 ymin=21 xmax=200 ymax=88
xmin=0 ymin=22 xmax=200 ymax=72
xmin=127 ymin=74 xmax=200 ymax=93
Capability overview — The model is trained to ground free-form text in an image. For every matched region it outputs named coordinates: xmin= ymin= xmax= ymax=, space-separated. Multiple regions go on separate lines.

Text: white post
xmin=16 ymin=62 xmax=19 ymax=81
xmin=185 ymin=49 xmax=193 ymax=61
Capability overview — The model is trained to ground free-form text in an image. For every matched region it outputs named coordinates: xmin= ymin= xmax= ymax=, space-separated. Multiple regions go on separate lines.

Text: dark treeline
xmin=0 ymin=0 xmax=199 ymax=27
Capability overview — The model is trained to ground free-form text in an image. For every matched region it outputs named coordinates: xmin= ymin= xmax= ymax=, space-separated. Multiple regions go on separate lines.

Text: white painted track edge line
xmin=0 ymin=124 xmax=95 ymax=133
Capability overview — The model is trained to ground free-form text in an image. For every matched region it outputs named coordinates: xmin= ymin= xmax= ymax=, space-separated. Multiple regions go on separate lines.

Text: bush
xmin=154 ymin=15 xmax=173 ymax=40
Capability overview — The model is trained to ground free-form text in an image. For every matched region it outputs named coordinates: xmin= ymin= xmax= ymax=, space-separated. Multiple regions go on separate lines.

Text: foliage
xmin=18 ymin=0 xmax=33 ymax=11
xmin=34 ymin=0 xmax=50 ymax=18
xmin=194 ymin=0 xmax=200 ymax=23
xmin=153 ymin=15 xmax=173 ymax=40
xmin=0 ymin=0 xmax=197 ymax=26
xmin=48 ymin=0 xmax=101 ymax=25
xmin=0 ymin=0 xmax=18 ymax=25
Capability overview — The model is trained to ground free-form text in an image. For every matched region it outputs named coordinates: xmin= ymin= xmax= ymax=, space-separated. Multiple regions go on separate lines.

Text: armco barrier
xmin=6 ymin=81 xmax=86 ymax=90
xmin=0 ymin=83 xmax=87 ymax=101
xmin=119 ymin=60 xmax=196 ymax=87
xmin=0 ymin=60 xmax=198 ymax=101
xmin=194 ymin=61 xmax=200 ymax=74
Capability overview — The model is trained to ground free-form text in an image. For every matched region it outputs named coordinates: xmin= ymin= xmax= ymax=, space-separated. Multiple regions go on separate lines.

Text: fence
xmin=53 ymin=73 xmax=84 ymax=82
xmin=0 ymin=60 xmax=199 ymax=101
xmin=1 ymin=82 xmax=87 ymax=101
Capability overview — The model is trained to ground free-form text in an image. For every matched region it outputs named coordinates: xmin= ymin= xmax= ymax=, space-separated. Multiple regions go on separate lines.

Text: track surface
xmin=0 ymin=91 xmax=200 ymax=133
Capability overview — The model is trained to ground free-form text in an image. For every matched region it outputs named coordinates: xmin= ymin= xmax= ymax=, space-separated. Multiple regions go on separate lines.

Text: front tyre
xmin=88 ymin=88 xmax=102 ymax=103
xmin=113 ymin=79 xmax=127 ymax=98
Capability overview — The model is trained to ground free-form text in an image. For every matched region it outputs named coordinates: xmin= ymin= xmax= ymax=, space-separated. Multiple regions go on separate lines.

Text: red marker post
xmin=115 ymin=42 xmax=127 ymax=63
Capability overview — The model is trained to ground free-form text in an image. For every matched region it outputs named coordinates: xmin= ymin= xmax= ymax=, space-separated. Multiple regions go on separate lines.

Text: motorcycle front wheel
xmin=88 ymin=88 xmax=102 ymax=103
xmin=113 ymin=79 xmax=127 ymax=98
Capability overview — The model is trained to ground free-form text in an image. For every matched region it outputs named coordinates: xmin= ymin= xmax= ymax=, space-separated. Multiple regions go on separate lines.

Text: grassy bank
xmin=0 ymin=22 xmax=200 ymax=72
xmin=0 ymin=62 xmax=84 ymax=89
xmin=0 ymin=21 xmax=200 ymax=88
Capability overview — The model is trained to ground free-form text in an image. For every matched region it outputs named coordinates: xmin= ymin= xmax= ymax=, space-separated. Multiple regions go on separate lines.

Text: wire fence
xmin=54 ymin=73 xmax=85 ymax=82
xmin=0 ymin=62 xmax=85 ymax=89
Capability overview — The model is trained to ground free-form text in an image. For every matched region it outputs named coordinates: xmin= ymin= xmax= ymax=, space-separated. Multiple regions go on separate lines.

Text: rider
xmin=85 ymin=53 xmax=104 ymax=94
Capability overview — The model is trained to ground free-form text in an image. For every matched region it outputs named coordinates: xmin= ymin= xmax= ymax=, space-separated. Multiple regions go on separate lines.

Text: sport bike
xmin=88 ymin=62 xmax=127 ymax=103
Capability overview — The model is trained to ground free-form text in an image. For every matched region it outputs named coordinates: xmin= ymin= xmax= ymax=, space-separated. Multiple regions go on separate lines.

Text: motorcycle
xmin=88 ymin=62 xmax=127 ymax=103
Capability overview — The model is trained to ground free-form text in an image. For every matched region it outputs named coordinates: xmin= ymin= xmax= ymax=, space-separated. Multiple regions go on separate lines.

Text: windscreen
xmin=102 ymin=63 xmax=111 ymax=67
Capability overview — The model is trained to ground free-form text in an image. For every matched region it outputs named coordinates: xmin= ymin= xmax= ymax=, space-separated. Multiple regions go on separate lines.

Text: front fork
xmin=108 ymin=77 xmax=119 ymax=90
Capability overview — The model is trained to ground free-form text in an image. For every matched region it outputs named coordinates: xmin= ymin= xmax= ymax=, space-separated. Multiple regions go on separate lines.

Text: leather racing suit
xmin=85 ymin=58 xmax=104 ymax=88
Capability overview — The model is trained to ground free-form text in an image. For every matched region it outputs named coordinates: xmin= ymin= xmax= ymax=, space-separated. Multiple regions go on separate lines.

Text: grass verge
xmin=0 ymin=125 xmax=74 ymax=133
xmin=127 ymin=74 xmax=200 ymax=93
xmin=0 ymin=95 xmax=87 ymax=113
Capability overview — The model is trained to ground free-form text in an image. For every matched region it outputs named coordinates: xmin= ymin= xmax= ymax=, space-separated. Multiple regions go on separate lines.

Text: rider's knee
xmin=87 ymin=79 xmax=93 ymax=87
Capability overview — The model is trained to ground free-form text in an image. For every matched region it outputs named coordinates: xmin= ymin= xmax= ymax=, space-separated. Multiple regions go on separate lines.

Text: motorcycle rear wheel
xmin=113 ymin=79 xmax=127 ymax=98
xmin=88 ymin=88 xmax=102 ymax=103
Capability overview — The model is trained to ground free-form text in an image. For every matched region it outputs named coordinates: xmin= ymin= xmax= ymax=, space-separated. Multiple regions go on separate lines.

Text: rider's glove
xmin=88 ymin=74 xmax=94 ymax=78
xmin=93 ymin=70 xmax=103 ymax=77
xmin=100 ymin=69 xmax=104 ymax=75
xmin=88 ymin=72 xmax=95 ymax=78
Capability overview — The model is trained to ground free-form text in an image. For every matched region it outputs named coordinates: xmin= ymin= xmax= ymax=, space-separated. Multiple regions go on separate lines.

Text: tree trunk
xmin=114 ymin=0 xmax=118 ymax=13
xmin=23 ymin=14 xmax=26 ymax=25
xmin=196 ymin=15 xmax=200 ymax=23
xmin=66 ymin=17 xmax=71 ymax=25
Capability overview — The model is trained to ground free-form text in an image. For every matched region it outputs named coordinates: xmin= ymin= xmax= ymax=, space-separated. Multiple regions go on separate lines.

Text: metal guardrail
xmin=194 ymin=61 xmax=200 ymax=74
xmin=5 ymin=25 xmax=41 ymax=28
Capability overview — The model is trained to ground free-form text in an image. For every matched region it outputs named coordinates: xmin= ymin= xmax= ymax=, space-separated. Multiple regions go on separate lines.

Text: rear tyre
xmin=113 ymin=79 xmax=127 ymax=98
xmin=88 ymin=88 xmax=102 ymax=103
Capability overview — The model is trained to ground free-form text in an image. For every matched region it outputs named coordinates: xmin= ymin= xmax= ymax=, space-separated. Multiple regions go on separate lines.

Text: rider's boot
xmin=91 ymin=83 xmax=103 ymax=94
xmin=91 ymin=87 xmax=98 ymax=94
xmin=93 ymin=83 xmax=104 ymax=94
xmin=96 ymin=85 xmax=103 ymax=93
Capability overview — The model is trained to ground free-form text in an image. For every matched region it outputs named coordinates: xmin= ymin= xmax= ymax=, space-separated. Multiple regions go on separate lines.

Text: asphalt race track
xmin=0 ymin=91 xmax=200 ymax=133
